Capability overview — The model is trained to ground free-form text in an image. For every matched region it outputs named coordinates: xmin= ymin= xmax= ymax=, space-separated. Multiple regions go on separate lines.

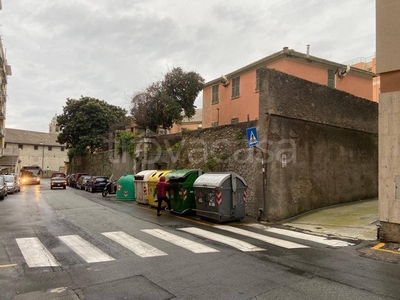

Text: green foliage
xmin=116 ymin=131 xmax=137 ymax=156
xmin=167 ymin=141 xmax=181 ymax=152
xmin=236 ymin=130 xmax=245 ymax=140
xmin=131 ymin=67 xmax=204 ymax=132
xmin=204 ymin=153 xmax=230 ymax=172
xmin=67 ymin=147 xmax=88 ymax=161
xmin=56 ymin=96 xmax=129 ymax=154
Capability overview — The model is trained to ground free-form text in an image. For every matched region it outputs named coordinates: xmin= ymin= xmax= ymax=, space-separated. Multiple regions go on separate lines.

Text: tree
xmin=56 ymin=96 xmax=128 ymax=154
xmin=131 ymin=67 xmax=204 ymax=132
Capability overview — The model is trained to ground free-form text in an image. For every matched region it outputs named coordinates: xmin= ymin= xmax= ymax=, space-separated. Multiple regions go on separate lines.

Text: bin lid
xmin=166 ymin=169 xmax=200 ymax=180
xmin=134 ymin=170 xmax=157 ymax=181
xmin=148 ymin=170 xmax=172 ymax=181
xmin=193 ymin=172 xmax=247 ymax=188
xmin=117 ymin=174 xmax=135 ymax=184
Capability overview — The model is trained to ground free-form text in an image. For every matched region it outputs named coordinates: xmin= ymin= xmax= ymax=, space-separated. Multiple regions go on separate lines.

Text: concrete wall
xmin=376 ymin=0 xmax=400 ymax=73
xmin=379 ymin=92 xmax=400 ymax=241
xmin=258 ymin=68 xmax=378 ymax=221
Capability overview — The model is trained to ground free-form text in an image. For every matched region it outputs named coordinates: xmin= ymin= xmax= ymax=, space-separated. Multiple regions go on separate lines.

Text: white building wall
xmin=18 ymin=144 xmax=67 ymax=172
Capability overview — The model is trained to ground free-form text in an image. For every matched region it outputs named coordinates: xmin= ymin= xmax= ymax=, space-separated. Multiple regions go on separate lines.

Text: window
xmin=232 ymin=76 xmax=240 ymax=98
xmin=211 ymin=122 xmax=218 ymax=127
xmin=34 ymin=145 xmax=38 ymax=150
xmin=327 ymin=69 xmax=335 ymax=88
xmin=255 ymin=68 xmax=262 ymax=92
xmin=231 ymin=118 xmax=239 ymax=124
xmin=18 ymin=144 xmax=23 ymax=150
xmin=48 ymin=146 xmax=52 ymax=151
xmin=61 ymin=147 xmax=65 ymax=151
xmin=212 ymin=85 xmax=219 ymax=104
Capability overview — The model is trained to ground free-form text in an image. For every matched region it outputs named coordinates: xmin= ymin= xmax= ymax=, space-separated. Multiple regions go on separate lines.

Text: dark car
xmin=76 ymin=175 xmax=91 ymax=190
xmin=67 ymin=174 xmax=75 ymax=187
xmin=85 ymin=176 xmax=109 ymax=193
xmin=51 ymin=176 xmax=67 ymax=189
xmin=0 ymin=175 xmax=8 ymax=200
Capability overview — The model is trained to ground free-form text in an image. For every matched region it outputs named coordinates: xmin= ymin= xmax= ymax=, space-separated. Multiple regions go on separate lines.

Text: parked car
xmin=4 ymin=174 xmax=18 ymax=194
xmin=67 ymin=173 xmax=76 ymax=187
xmin=76 ymin=175 xmax=91 ymax=190
xmin=74 ymin=173 xmax=89 ymax=189
xmin=86 ymin=176 xmax=109 ymax=193
xmin=0 ymin=175 xmax=8 ymax=200
xmin=50 ymin=176 xmax=67 ymax=189
xmin=14 ymin=174 xmax=21 ymax=193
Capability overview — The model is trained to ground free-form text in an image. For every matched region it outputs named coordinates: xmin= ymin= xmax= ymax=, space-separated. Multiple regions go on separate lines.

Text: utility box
xmin=193 ymin=172 xmax=247 ymax=222
xmin=148 ymin=170 xmax=172 ymax=208
xmin=166 ymin=169 xmax=202 ymax=215
xmin=116 ymin=174 xmax=135 ymax=201
xmin=134 ymin=170 xmax=156 ymax=205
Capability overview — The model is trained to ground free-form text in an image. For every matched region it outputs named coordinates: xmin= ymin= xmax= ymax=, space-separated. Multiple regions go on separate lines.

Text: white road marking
xmin=245 ymin=224 xmax=354 ymax=247
xmin=58 ymin=235 xmax=114 ymax=263
xmin=178 ymin=227 xmax=265 ymax=252
xmin=102 ymin=231 xmax=167 ymax=258
xmin=142 ymin=229 xmax=219 ymax=253
xmin=16 ymin=237 xmax=60 ymax=268
xmin=214 ymin=225 xmax=309 ymax=249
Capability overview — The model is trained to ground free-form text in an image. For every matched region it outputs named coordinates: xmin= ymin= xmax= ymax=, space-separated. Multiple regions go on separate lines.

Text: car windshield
xmin=52 ymin=177 xmax=65 ymax=180
xmin=4 ymin=175 xmax=14 ymax=182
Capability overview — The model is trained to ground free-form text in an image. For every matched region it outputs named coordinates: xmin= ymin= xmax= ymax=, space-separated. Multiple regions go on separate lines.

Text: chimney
xmin=306 ymin=45 xmax=310 ymax=57
xmin=283 ymin=46 xmax=289 ymax=52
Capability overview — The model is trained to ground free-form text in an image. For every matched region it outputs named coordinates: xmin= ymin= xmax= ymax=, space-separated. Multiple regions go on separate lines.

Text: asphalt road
xmin=0 ymin=180 xmax=399 ymax=300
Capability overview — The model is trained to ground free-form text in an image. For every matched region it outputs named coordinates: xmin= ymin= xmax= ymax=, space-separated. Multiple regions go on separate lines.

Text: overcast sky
xmin=0 ymin=0 xmax=375 ymax=133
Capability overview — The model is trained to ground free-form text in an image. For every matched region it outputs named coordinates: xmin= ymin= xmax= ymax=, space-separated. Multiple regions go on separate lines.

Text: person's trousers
xmin=157 ymin=196 xmax=171 ymax=214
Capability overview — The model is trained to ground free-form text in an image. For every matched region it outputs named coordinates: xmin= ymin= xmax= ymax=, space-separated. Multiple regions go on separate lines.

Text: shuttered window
xmin=327 ymin=69 xmax=335 ymax=88
xmin=212 ymin=85 xmax=219 ymax=104
xmin=232 ymin=77 xmax=240 ymax=98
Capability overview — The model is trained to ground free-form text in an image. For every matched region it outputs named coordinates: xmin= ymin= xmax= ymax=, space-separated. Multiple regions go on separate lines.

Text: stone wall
xmin=257 ymin=68 xmax=378 ymax=221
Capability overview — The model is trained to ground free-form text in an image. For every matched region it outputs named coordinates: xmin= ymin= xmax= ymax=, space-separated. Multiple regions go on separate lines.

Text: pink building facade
xmin=202 ymin=47 xmax=375 ymax=128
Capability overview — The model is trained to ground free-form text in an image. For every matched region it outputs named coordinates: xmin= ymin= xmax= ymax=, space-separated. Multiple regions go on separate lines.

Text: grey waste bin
xmin=193 ymin=172 xmax=247 ymax=222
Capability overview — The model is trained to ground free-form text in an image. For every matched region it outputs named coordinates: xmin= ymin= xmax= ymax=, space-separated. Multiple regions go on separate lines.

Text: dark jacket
xmin=156 ymin=176 xmax=171 ymax=198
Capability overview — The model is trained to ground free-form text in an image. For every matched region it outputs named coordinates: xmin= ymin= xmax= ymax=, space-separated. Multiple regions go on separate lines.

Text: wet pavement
xmin=273 ymin=198 xmax=400 ymax=263
xmin=282 ymin=198 xmax=379 ymax=241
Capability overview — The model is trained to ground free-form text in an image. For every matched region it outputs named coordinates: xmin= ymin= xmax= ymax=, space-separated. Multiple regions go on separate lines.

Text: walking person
xmin=154 ymin=176 xmax=172 ymax=216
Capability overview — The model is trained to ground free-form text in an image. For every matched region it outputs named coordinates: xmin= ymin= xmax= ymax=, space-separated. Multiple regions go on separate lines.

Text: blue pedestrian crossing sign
xmin=246 ymin=127 xmax=259 ymax=147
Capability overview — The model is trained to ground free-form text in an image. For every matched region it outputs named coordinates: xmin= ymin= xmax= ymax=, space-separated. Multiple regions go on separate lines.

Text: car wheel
xmin=63 ymin=186 xmax=66 ymax=189
xmin=0 ymin=195 xmax=3 ymax=200
xmin=51 ymin=187 xmax=53 ymax=190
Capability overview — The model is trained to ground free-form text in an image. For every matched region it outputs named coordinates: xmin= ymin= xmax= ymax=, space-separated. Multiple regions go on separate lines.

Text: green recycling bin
xmin=166 ymin=169 xmax=202 ymax=215
xmin=116 ymin=174 xmax=135 ymax=201
xmin=193 ymin=172 xmax=248 ymax=222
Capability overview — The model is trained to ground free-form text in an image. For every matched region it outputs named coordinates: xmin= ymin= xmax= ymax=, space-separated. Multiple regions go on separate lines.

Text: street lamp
xmin=40 ymin=142 xmax=44 ymax=172
xmin=11 ymin=143 xmax=15 ymax=173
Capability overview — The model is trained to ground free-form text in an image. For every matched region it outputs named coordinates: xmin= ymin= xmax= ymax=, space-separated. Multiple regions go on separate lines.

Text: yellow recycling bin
xmin=148 ymin=170 xmax=172 ymax=208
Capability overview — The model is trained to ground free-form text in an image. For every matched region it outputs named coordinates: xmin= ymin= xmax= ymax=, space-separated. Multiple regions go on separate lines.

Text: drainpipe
xmin=263 ymin=113 xmax=272 ymax=221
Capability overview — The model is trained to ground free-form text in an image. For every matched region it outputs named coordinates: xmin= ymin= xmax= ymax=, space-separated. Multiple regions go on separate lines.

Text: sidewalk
xmin=281 ymin=198 xmax=379 ymax=241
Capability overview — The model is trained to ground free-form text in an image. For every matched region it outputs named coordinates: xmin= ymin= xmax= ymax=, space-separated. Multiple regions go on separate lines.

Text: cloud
xmin=0 ymin=0 xmax=376 ymax=132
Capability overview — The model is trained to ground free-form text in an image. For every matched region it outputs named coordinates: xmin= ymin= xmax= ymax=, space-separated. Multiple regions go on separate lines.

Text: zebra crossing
xmin=14 ymin=224 xmax=355 ymax=268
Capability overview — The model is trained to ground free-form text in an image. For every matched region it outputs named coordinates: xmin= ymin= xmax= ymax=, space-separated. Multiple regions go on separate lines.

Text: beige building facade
xmin=377 ymin=0 xmax=400 ymax=242
xmin=3 ymin=128 xmax=68 ymax=176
